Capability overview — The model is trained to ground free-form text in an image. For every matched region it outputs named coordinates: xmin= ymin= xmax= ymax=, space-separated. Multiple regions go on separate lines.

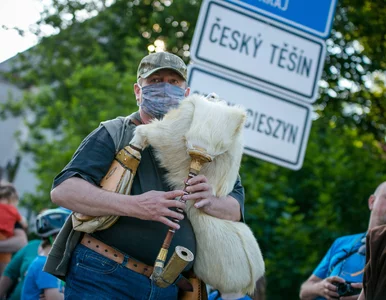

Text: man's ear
xmin=134 ymin=83 xmax=141 ymax=104
xmin=368 ymin=194 xmax=376 ymax=210
xmin=184 ymin=87 xmax=190 ymax=97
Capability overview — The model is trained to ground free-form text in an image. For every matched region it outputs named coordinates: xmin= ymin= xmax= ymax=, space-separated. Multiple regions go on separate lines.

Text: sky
xmin=0 ymin=0 xmax=43 ymax=64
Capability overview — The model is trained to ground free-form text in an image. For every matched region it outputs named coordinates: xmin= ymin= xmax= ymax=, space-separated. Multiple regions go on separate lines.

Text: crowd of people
xmin=0 ymin=182 xmax=69 ymax=300
xmin=0 ymin=52 xmax=385 ymax=300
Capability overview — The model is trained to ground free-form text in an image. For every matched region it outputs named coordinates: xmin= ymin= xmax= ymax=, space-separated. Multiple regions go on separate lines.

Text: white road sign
xmin=190 ymin=0 xmax=326 ymax=103
xmin=188 ymin=64 xmax=312 ymax=170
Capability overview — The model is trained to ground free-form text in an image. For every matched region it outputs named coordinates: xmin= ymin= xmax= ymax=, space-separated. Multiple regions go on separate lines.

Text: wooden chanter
xmin=151 ymin=146 xmax=212 ymax=287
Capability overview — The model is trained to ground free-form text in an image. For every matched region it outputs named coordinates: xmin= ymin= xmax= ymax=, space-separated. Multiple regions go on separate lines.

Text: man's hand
xmin=134 ymin=190 xmax=186 ymax=229
xmin=316 ymin=276 xmax=345 ymax=300
xmin=340 ymin=282 xmax=363 ymax=300
xmin=181 ymin=175 xmax=241 ymax=221
xmin=182 ymin=175 xmax=216 ymax=213
xmin=52 ymin=178 xmax=187 ymax=228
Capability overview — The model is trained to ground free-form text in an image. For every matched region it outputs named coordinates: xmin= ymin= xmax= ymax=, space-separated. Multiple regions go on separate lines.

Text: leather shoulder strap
xmin=101 ymin=112 xmax=140 ymax=153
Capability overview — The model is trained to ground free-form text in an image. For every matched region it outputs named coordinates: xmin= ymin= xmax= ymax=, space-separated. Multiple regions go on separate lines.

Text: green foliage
xmin=243 ymin=116 xmax=386 ymax=299
xmin=1 ymin=0 xmax=385 ymax=298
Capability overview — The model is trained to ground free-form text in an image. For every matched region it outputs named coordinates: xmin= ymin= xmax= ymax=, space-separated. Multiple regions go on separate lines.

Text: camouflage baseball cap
xmin=137 ymin=52 xmax=188 ymax=81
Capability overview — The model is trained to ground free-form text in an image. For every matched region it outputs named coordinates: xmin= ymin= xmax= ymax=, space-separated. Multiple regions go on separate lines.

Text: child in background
xmin=0 ymin=182 xmax=22 ymax=276
xmin=21 ymin=208 xmax=70 ymax=300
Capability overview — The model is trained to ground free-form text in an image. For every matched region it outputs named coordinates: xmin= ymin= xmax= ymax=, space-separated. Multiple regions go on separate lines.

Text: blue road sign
xmin=225 ymin=0 xmax=338 ymax=38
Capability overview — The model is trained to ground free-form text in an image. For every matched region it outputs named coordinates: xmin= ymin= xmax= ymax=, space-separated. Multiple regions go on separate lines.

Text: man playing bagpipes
xmin=44 ymin=52 xmax=246 ymax=299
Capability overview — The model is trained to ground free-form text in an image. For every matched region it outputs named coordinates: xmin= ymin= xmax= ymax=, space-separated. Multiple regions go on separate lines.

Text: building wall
xmin=0 ymin=59 xmax=38 ymax=216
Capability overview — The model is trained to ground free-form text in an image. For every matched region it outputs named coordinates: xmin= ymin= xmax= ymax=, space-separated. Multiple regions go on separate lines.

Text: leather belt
xmin=80 ymin=234 xmax=193 ymax=292
xmin=81 ymin=234 xmax=153 ymax=277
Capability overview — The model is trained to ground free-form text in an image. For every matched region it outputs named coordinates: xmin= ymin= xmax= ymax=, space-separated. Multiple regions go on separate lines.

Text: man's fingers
xmin=326 ymin=290 xmax=340 ymax=298
xmin=350 ymin=282 xmax=363 ymax=288
xmin=322 ymin=289 xmax=336 ymax=300
xmin=327 ymin=276 xmax=345 ymax=283
xmin=166 ymin=210 xmax=184 ymax=221
xmin=185 ymin=183 xmax=208 ymax=193
xmin=183 ymin=191 xmax=206 ymax=201
xmin=159 ymin=216 xmax=180 ymax=230
xmin=186 ymin=175 xmax=207 ymax=185
xmin=326 ymin=282 xmax=338 ymax=291
xmin=194 ymin=199 xmax=210 ymax=208
xmin=323 ymin=278 xmax=342 ymax=299
xmin=164 ymin=199 xmax=186 ymax=210
xmin=165 ymin=190 xmax=185 ymax=199
xmin=324 ymin=283 xmax=340 ymax=298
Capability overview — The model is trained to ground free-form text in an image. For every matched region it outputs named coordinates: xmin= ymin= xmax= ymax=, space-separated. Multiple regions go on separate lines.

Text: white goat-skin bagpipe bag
xmin=129 ymin=93 xmax=265 ymax=296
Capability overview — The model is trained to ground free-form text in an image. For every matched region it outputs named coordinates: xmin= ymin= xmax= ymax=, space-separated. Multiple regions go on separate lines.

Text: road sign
xmin=190 ymin=0 xmax=326 ymax=103
xmin=188 ymin=64 xmax=312 ymax=170
xmin=226 ymin=0 xmax=338 ymax=38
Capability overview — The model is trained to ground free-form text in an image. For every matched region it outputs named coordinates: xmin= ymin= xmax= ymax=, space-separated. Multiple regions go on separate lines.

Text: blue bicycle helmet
xmin=36 ymin=208 xmax=70 ymax=238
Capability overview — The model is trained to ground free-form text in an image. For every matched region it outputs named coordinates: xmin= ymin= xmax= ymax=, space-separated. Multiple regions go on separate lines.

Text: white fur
xmin=130 ymin=94 xmax=265 ymax=295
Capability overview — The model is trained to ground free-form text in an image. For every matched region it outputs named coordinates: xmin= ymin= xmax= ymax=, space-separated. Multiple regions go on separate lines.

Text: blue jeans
xmin=65 ymin=244 xmax=179 ymax=300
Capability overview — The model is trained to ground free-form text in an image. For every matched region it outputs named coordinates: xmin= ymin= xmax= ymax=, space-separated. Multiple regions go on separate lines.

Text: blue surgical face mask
xmin=138 ymin=82 xmax=186 ymax=120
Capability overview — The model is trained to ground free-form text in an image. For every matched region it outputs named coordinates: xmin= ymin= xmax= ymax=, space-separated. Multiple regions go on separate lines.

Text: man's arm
xmin=209 ymin=195 xmax=241 ymax=221
xmin=51 ymin=177 xmax=186 ymax=230
xmin=0 ymin=228 xmax=27 ymax=253
xmin=299 ymin=274 xmax=344 ymax=300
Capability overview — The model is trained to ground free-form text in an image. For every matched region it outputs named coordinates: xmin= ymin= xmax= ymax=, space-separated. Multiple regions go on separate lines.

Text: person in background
xmin=0 ymin=227 xmax=27 ymax=259
xmin=209 ymin=276 xmax=266 ymax=300
xmin=0 ymin=239 xmax=41 ymax=300
xmin=21 ymin=208 xmax=70 ymax=300
xmin=299 ymin=181 xmax=386 ymax=300
xmin=0 ymin=182 xmax=23 ymax=276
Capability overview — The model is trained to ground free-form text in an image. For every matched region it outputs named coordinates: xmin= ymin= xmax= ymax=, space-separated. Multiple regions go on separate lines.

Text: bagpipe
xmin=72 ymin=93 xmax=265 ymax=296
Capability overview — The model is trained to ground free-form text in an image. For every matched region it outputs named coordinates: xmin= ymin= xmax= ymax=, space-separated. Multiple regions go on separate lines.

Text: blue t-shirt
xmin=313 ymin=233 xmax=366 ymax=281
xmin=21 ymin=256 xmax=62 ymax=300
xmin=208 ymin=290 xmax=252 ymax=300
xmin=313 ymin=233 xmax=366 ymax=299
xmin=3 ymin=240 xmax=41 ymax=300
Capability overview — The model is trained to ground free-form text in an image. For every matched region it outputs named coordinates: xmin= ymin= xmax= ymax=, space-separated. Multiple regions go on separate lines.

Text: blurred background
xmin=0 ymin=0 xmax=385 ymax=298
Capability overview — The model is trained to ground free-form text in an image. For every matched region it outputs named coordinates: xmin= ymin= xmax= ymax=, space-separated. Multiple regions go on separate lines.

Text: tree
xmin=1 ymin=0 xmax=201 ymax=211
xmin=243 ymin=114 xmax=386 ymax=298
